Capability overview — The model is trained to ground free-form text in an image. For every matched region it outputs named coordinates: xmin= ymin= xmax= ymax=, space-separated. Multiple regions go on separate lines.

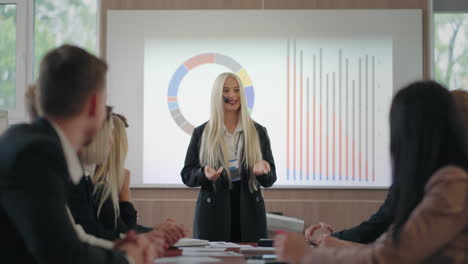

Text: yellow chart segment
xmin=236 ymin=68 xmax=252 ymax=87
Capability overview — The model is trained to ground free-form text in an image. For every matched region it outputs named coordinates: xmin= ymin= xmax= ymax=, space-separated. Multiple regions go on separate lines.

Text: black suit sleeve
xmin=1 ymin=142 xmax=128 ymax=264
xmin=95 ymin=190 xmax=148 ymax=235
xmin=255 ymin=126 xmax=277 ymax=187
xmin=68 ymin=180 xmax=121 ymax=241
xmin=330 ymin=186 xmax=394 ymax=243
xmin=91 ymin=189 xmax=136 ymax=235
xmin=119 ymin=201 xmax=137 ymax=231
xmin=181 ymin=126 xmax=212 ymax=188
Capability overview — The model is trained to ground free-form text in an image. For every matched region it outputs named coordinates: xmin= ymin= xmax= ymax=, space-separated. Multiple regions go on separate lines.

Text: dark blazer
xmin=69 ymin=178 xmax=151 ymax=238
xmin=94 ymin=188 xmax=152 ymax=234
xmin=181 ymin=122 xmax=276 ymax=242
xmin=0 ymin=118 xmax=128 ymax=264
xmin=68 ymin=176 xmax=121 ymax=240
xmin=331 ymin=186 xmax=394 ymax=243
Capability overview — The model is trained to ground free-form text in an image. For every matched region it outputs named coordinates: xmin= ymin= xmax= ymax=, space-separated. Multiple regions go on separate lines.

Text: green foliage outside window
xmin=434 ymin=14 xmax=468 ymax=90
xmin=0 ymin=5 xmax=16 ymax=109
xmin=34 ymin=0 xmax=97 ymax=78
xmin=0 ymin=0 xmax=97 ymax=110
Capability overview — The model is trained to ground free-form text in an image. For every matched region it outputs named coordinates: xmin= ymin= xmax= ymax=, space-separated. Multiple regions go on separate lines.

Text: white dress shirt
xmin=224 ymin=121 xmax=243 ymax=182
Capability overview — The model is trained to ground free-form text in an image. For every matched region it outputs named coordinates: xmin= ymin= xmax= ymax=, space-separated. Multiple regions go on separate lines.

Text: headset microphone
xmin=223 ymin=98 xmax=230 ymax=103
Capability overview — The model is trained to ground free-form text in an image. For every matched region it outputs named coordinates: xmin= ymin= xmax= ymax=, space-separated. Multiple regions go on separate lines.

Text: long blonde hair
xmin=92 ymin=114 xmax=128 ymax=220
xmin=199 ymin=72 xmax=262 ymax=192
xmin=25 ymin=83 xmax=41 ymax=121
xmin=80 ymin=110 xmax=114 ymax=166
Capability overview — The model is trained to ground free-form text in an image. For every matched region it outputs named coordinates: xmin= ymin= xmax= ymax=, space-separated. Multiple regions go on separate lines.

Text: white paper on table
xmin=173 ymin=238 xmax=210 ymax=247
xmin=262 ymin=254 xmax=277 ymax=259
xmin=181 ymin=251 xmax=243 ymax=257
xmin=182 ymin=248 xmax=227 ymax=252
xmin=155 ymin=256 xmax=221 ymax=263
xmin=240 ymin=247 xmax=275 ymax=253
xmin=246 ymin=260 xmax=266 ymax=264
xmin=208 ymin=242 xmax=254 ymax=248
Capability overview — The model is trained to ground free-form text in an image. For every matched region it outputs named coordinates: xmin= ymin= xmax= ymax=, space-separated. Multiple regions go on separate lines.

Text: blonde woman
xmin=24 ymin=85 xmax=121 ymax=249
xmin=91 ymin=113 xmax=137 ymax=234
xmin=93 ymin=113 xmax=187 ymax=245
xmin=181 ymin=72 xmax=277 ymax=242
xmin=69 ymin=106 xmax=123 ymax=240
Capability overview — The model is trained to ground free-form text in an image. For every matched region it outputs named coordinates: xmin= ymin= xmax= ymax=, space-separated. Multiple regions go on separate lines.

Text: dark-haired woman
xmin=274 ymin=80 xmax=468 ymax=264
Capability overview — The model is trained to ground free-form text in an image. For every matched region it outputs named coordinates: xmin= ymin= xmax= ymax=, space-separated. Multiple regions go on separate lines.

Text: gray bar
xmin=313 ymin=55 xmax=316 ymax=179
xmin=359 ymin=57 xmax=362 ymax=180
xmin=365 ymin=55 xmax=368 ymax=181
xmin=346 ymin=58 xmax=349 ymax=180
xmin=326 ymin=73 xmax=329 ymax=180
xmin=372 ymin=56 xmax=375 ymax=181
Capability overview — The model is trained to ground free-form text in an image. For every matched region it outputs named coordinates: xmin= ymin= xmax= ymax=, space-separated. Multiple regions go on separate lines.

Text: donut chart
xmin=167 ymin=53 xmax=255 ymax=135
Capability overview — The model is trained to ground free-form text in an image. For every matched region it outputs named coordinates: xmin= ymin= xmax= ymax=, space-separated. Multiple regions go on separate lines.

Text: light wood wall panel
xmin=102 ymin=0 xmax=427 ymax=232
xmin=131 ymin=188 xmax=388 ymax=233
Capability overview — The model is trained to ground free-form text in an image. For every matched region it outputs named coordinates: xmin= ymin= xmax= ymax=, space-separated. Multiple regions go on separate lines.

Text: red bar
xmin=294 ymin=44 xmax=296 ymax=178
xmin=365 ymin=160 xmax=369 ymax=182
xmin=306 ymin=110 xmax=309 ymax=179
xmin=313 ymin=97 xmax=316 ymax=178
xmin=167 ymin=96 xmax=177 ymax=102
xmin=320 ymin=106 xmax=322 ymax=178
xmin=346 ymin=134 xmax=348 ymax=179
xmin=339 ymin=119 xmax=342 ymax=180
xmin=352 ymin=141 xmax=355 ymax=181
xmin=359 ymin=152 xmax=362 ymax=181
xmin=326 ymin=133 xmax=329 ymax=180
xmin=333 ymin=115 xmax=335 ymax=179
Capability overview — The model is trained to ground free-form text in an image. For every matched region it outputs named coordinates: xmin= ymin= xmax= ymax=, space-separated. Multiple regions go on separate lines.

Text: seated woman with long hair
xmin=275 ymin=81 xmax=468 ymax=264
xmin=304 ymin=88 xmax=468 ymax=249
xmin=89 ymin=113 xmax=186 ymax=245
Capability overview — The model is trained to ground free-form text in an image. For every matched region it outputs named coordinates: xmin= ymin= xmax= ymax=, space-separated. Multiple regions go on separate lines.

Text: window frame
xmin=1 ymin=0 xmax=100 ymax=124
xmin=0 ymin=0 xmax=33 ymax=124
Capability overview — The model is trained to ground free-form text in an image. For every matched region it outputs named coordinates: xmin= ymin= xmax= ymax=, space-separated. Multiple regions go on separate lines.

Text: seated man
xmin=0 ymin=45 xmax=154 ymax=264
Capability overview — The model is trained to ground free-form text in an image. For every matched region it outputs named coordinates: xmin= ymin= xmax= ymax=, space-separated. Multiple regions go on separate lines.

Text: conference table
xmin=161 ymin=243 xmax=283 ymax=264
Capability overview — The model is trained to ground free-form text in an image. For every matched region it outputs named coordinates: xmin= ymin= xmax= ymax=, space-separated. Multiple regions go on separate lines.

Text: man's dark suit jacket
xmin=0 ymin=118 xmax=128 ymax=264
xmin=331 ymin=186 xmax=394 ymax=243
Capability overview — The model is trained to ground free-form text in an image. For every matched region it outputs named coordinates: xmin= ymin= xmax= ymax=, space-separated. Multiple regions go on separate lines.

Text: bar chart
xmin=285 ymin=39 xmax=387 ymax=183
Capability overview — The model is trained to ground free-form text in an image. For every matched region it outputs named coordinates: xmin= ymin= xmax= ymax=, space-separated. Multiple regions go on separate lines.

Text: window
xmin=433 ymin=0 xmax=468 ymax=90
xmin=0 ymin=3 xmax=17 ymax=109
xmin=34 ymin=0 xmax=98 ymax=77
xmin=0 ymin=0 xmax=98 ymax=122
xmin=0 ymin=0 xmax=27 ymax=122
xmin=434 ymin=14 xmax=468 ymax=89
